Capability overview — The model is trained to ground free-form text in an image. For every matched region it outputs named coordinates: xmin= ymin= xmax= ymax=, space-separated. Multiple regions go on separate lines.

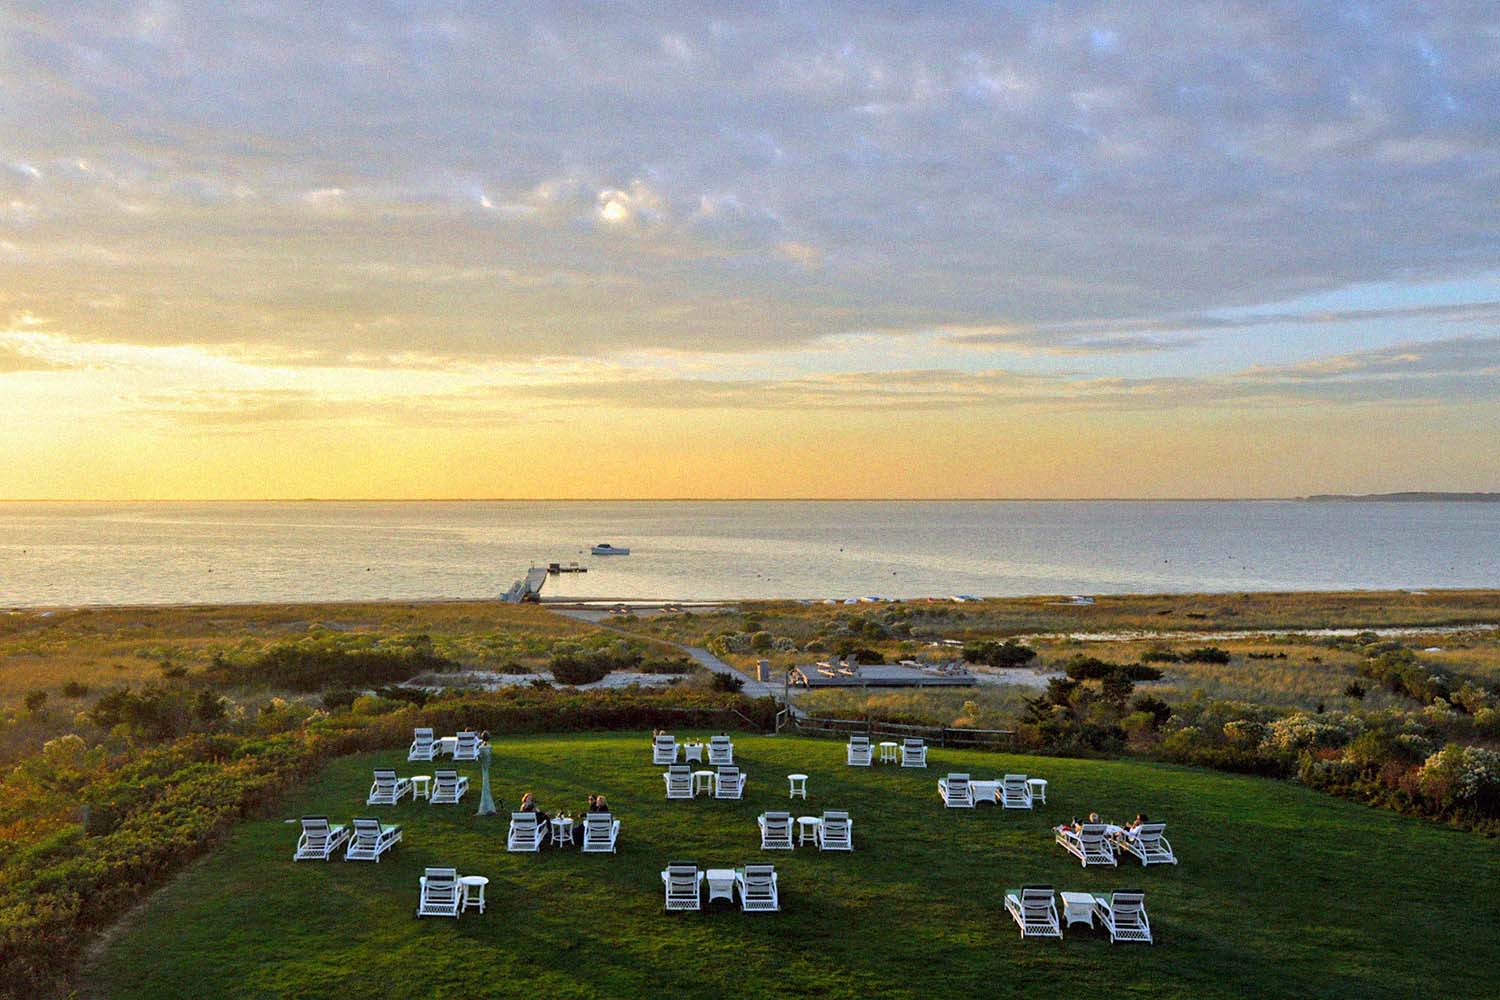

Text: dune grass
xmin=82 ymin=733 xmax=1500 ymax=1000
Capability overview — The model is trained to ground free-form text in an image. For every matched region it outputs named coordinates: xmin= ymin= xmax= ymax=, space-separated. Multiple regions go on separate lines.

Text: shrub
xmin=1182 ymin=646 xmax=1231 ymax=664
xmin=24 ymin=690 xmax=47 ymax=713
xmin=710 ymin=672 xmax=745 ymax=693
xmin=550 ymin=655 xmax=613 ymax=686
xmin=1261 ymin=712 xmax=1363 ymax=753
xmin=962 ymin=640 xmax=1037 ymax=668
xmin=1139 ymin=648 xmax=1181 ymax=664
xmin=321 ymin=689 xmax=361 ymax=712
xmin=61 ymin=681 xmax=90 ymax=699
xmin=1062 ymin=657 xmax=1162 ymax=683
xmin=220 ymin=634 xmax=456 ymax=692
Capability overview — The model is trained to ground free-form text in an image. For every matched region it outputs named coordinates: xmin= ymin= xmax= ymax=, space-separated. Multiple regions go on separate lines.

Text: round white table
xmin=704 ymin=868 xmax=737 ymax=903
xmin=787 ymin=773 xmax=808 ymax=799
xmin=550 ymin=816 xmax=574 ymax=846
xmin=409 ymin=775 xmax=432 ymax=801
xmin=459 ymin=875 xmax=489 ymax=913
xmin=692 ymin=769 xmax=715 ymax=793
xmin=1028 ymin=778 xmax=1048 ymax=803
xmin=796 ymin=815 xmax=822 ymax=846
xmin=878 ymin=741 xmax=898 ymax=764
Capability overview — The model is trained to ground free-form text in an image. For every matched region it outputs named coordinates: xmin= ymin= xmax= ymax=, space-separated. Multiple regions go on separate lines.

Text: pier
xmin=502 ymin=567 xmax=550 ymax=603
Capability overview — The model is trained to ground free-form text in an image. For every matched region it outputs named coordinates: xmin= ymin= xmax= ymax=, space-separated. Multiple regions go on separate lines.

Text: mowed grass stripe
xmin=84 ymin=734 xmax=1500 ymax=999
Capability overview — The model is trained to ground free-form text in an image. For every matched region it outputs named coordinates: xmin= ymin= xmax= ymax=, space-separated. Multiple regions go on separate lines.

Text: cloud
xmin=0 ymin=2 xmax=1496 ymax=370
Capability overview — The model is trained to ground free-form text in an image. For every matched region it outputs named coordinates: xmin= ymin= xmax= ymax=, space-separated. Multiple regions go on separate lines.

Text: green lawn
xmin=83 ymin=734 xmax=1500 ymax=1000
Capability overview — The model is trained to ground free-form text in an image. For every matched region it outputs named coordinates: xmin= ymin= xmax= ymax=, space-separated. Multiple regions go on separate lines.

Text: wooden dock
xmin=788 ymin=662 xmax=975 ymax=689
xmin=502 ymin=567 xmax=550 ymax=603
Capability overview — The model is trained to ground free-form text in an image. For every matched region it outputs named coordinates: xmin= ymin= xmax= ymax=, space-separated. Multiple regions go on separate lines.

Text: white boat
xmin=590 ymin=543 xmax=630 ymax=556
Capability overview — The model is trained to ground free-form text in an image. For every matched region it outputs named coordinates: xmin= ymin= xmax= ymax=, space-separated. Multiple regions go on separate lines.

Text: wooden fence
xmin=781 ymin=712 xmax=1014 ymax=749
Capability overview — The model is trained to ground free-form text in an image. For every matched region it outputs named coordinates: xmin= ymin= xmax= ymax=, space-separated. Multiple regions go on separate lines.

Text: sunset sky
xmin=2 ymin=2 xmax=1498 ymax=499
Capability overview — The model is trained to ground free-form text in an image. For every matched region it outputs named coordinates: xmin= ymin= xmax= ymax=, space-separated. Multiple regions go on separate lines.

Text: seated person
xmin=519 ymin=791 xmax=553 ymax=843
xmin=1118 ymin=812 xmax=1148 ymax=839
xmin=589 ymin=794 xmax=609 ymax=814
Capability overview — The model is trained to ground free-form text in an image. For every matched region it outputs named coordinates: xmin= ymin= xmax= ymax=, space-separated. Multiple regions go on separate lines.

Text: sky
xmin=2 ymin=1 xmax=1498 ymax=499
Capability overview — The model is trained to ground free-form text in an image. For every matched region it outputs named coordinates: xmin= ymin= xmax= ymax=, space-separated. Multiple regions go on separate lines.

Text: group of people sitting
xmin=1055 ymin=811 xmax=1150 ymax=839
xmin=516 ymin=791 xmax=611 ymax=848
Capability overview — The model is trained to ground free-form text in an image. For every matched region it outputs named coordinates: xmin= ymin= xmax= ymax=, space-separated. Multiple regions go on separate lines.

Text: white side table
xmin=1059 ymin=891 xmax=1094 ymax=929
xmin=704 ymin=868 xmax=736 ymax=903
xmin=788 ymin=773 xmax=808 ymax=799
xmin=692 ymin=769 xmax=715 ymax=793
xmin=878 ymin=741 xmax=898 ymax=763
xmin=550 ymin=816 xmax=575 ymax=846
xmin=683 ymin=742 xmax=704 ymax=763
xmin=460 ymin=875 xmax=489 ymax=913
xmin=409 ymin=775 xmax=432 ymax=801
xmin=437 ymin=737 xmax=458 ymax=757
xmin=1028 ymin=778 xmax=1048 ymax=804
xmin=796 ymin=815 xmax=821 ymax=846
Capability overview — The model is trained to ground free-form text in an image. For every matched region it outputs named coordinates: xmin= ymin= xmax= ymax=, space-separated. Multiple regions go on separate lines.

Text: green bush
xmin=1182 ymin=646 xmax=1231 ymax=664
xmin=962 ymin=640 xmax=1037 ymax=668
xmin=550 ymin=655 xmax=613 ymax=686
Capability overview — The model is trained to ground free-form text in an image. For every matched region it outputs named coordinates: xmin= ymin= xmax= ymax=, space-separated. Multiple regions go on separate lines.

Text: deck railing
xmin=788 ymin=713 xmax=1014 ymax=749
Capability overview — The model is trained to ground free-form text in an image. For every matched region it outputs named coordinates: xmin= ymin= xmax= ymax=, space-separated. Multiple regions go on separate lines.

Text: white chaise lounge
xmin=758 ymin=811 xmax=794 ymax=850
xmin=817 ymin=810 xmax=853 ymax=851
xmin=714 ymin=766 xmax=746 ymax=799
xmin=664 ymin=764 xmax=694 ymax=800
xmin=1115 ymin=822 xmax=1177 ymax=866
xmin=653 ymin=734 xmax=678 ymax=765
xmin=1093 ymin=890 xmax=1152 ymax=944
xmin=367 ymin=768 xmax=412 ymax=806
xmin=900 ymin=738 xmax=927 ymax=768
xmin=582 ymin=812 xmax=620 ymax=853
xmin=345 ymin=817 xmax=402 ymax=861
xmin=452 ymin=730 xmax=482 ymax=761
xmin=1004 ymin=885 xmax=1062 ymax=939
xmin=1000 ymin=774 xmax=1034 ymax=809
xmin=430 ymin=769 xmax=469 ymax=805
xmin=507 ymin=811 xmax=548 ymax=852
xmin=847 ymin=735 xmax=873 ymax=766
xmin=707 ymin=734 xmax=734 ymax=766
xmin=408 ymin=727 xmax=436 ymax=762
xmin=938 ymin=773 xmax=974 ymax=808
xmin=417 ymin=867 xmax=462 ymax=918
xmin=737 ymin=864 xmax=780 ymax=912
xmin=293 ymin=816 xmax=350 ymax=861
xmin=662 ymin=861 xmax=702 ymax=911
xmin=1056 ymin=822 xmax=1116 ymax=867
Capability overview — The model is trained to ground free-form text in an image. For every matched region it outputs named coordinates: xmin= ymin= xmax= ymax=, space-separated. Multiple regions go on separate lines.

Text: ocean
xmin=0 ymin=500 xmax=1496 ymax=606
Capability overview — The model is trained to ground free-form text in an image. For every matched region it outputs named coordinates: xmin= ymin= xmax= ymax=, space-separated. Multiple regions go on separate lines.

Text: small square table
xmin=682 ymin=742 xmax=705 ymax=763
xmin=1060 ymin=891 xmax=1095 ymax=929
xmin=970 ymin=779 xmax=1000 ymax=804
xmin=704 ymin=868 xmax=737 ymax=903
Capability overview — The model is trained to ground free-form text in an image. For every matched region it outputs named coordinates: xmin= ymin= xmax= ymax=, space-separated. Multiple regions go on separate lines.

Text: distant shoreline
xmin=1 ymin=494 xmax=1497 ymax=503
xmin=1301 ymin=492 xmax=1500 ymax=502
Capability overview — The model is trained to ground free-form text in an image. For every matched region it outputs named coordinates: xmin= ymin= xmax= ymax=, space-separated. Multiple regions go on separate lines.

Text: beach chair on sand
xmin=408 ymin=727 xmax=436 ymax=762
xmin=1094 ymin=890 xmax=1152 ymax=943
xmin=452 ymin=730 xmax=481 ymax=761
xmin=417 ymin=867 xmax=462 ymax=918
xmin=847 ymin=735 xmax=873 ymax=766
xmin=293 ymin=816 xmax=349 ymax=861
xmin=817 ymin=810 xmax=853 ymax=851
xmin=344 ymin=817 xmax=401 ymax=862
xmin=1005 ymin=885 xmax=1062 ymax=939
xmin=737 ymin=864 xmax=780 ymax=912
xmin=1000 ymin=774 xmax=1034 ymax=809
xmin=507 ymin=812 xmax=548 ymax=852
xmin=367 ymin=768 xmax=411 ymax=806
xmin=653 ymin=734 xmax=678 ymax=765
xmin=582 ymin=812 xmax=620 ymax=853
xmin=430 ymin=769 xmax=469 ymax=805
xmin=664 ymin=764 xmax=694 ymax=800
xmin=758 ymin=811 xmax=794 ymax=850
xmin=662 ymin=862 xmax=702 ymax=911
xmin=714 ymin=766 xmax=746 ymax=799
xmin=900 ymin=738 xmax=927 ymax=768
xmin=938 ymin=773 xmax=974 ymax=808
xmin=1056 ymin=823 xmax=1116 ymax=867
xmin=708 ymin=735 xmax=734 ymax=766
xmin=1115 ymin=823 xmax=1177 ymax=866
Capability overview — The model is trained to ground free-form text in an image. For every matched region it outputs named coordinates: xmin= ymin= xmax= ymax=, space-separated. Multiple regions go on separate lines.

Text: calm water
xmin=0 ymin=501 xmax=1496 ymax=606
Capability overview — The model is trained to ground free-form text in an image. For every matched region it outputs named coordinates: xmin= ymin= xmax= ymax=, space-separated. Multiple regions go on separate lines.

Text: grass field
xmin=82 ymin=733 xmax=1500 ymax=1000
